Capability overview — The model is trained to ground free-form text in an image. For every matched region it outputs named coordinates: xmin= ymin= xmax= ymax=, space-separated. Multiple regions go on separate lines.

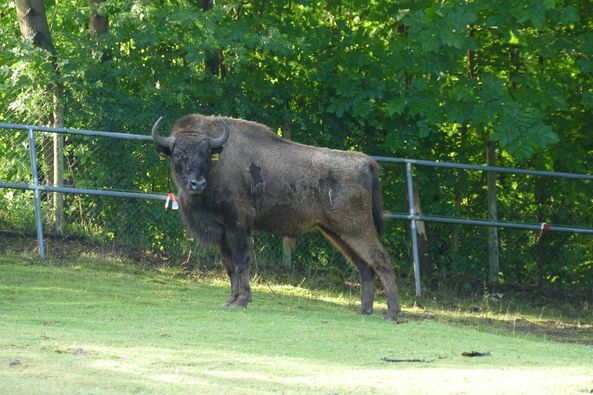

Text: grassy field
xmin=1 ymin=253 xmax=592 ymax=394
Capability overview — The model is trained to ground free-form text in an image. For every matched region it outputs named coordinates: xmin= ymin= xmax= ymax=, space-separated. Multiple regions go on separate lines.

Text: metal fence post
xmin=28 ymin=128 xmax=45 ymax=260
xmin=405 ymin=161 xmax=422 ymax=297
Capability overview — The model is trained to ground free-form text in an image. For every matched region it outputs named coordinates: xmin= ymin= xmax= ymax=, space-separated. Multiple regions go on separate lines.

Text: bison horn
xmin=210 ymin=120 xmax=230 ymax=148
xmin=151 ymin=116 xmax=175 ymax=149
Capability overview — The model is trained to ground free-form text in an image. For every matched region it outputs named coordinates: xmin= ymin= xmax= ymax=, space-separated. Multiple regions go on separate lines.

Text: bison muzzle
xmin=153 ymin=114 xmax=401 ymax=320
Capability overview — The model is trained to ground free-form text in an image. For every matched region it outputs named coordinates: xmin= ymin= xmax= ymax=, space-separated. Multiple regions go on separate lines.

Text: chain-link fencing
xmin=1 ymin=123 xmax=593 ymax=293
xmin=377 ymin=159 xmax=593 ymax=292
xmin=0 ymin=125 xmax=190 ymax=259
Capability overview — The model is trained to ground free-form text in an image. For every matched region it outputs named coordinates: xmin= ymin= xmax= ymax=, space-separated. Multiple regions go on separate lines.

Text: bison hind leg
xmin=363 ymin=246 xmax=401 ymax=320
xmin=324 ymin=228 xmax=401 ymax=320
xmin=374 ymin=259 xmax=401 ymax=320
xmin=319 ymin=227 xmax=376 ymax=316
xmin=353 ymin=259 xmax=375 ymax=315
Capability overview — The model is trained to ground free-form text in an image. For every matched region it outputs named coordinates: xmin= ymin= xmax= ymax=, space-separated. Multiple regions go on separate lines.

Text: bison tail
xmin=370 ymin=160 xmax=385 ymax=238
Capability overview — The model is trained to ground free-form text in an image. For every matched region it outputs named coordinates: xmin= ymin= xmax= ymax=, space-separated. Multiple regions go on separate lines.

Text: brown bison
xmin=152 ymin=114 xmax=401 ymax=320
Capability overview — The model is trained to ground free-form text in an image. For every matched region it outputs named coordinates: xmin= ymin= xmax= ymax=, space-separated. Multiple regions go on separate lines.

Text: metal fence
xmin=2 ymin=122 xmax=593 ymax=297
xmin=0 ymin=123 xmax=178 ymax=260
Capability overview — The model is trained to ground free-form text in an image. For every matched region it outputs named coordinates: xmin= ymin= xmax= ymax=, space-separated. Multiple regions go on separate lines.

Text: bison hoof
xmin=223 ymin=295 xmax=239 ymax=307
xmin=359 ymin=307 xmax=373 ymax=315
xmin=384 ymin=310 xmax=399 ymax=321
xmin=228 ymin=296 xmax=250 ymax=308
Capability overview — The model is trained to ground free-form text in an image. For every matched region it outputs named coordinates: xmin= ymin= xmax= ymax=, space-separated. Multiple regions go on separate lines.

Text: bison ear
xmin=156 ymin=144 xmax=171 ymax=159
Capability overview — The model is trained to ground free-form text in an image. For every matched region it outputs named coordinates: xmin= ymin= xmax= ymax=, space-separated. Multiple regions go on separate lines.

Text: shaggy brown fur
xmin=153 ymin=114 xmax=401 ymax=320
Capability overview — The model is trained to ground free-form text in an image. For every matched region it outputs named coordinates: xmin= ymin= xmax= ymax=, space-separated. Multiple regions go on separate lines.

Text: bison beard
xmin=152 ymin=114 xmax=401 ymax=320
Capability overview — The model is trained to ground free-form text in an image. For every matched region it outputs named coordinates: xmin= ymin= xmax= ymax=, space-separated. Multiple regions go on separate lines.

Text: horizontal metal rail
xmin=0 ymin=181 xmax=167 ymax=201
xmin=371 ymin=156 xmax=593 ymax=181
xmin=384 ymin=211 xmax=593 ymax=235
xmin=0 ymin=122 xmax=153 ymax=141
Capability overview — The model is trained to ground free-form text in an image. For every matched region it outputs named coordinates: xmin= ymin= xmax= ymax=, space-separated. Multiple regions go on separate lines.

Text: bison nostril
xmin=189 ymin=178 xmax=206 ymax=192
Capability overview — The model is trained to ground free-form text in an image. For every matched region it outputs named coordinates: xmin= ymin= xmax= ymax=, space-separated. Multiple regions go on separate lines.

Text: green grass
xmin=1 ymin=254 xmax=593 ymax=394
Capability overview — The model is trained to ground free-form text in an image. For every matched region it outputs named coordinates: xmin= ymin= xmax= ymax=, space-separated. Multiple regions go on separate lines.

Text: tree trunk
xmin=414 ymin=184 xmax=431 ymax=280
xmin=452 ymin=28 xmax=475 ymax=273
xmin=451 ymin=123 xmax=469 ymax=274
xmin=200 ymin=0 xmax=226 ymax=77
xmin=88 ymin=0 xmax=110 ymax=62
xmin=534 ymin=178 xmax=546 ymax=288
xmin=282 ymin=237 xmax=296 ymax=269
xmin=404 ymin=180 xmax=431 ymax=280
xmin=486 ymin=139 xmax=500 ymax=284
xmin=52 ymin=94 xmax=64 ymax=233
xmin=15 ymin=0 xmax=64 ymax=233
xmin=15 ymin=0 xmax=55 ymax=53
xmin=88 ymin=0 xmax=108 ymax=36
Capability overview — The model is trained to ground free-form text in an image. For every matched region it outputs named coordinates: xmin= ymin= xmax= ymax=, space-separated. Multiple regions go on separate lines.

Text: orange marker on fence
xmin=538 ymin=222 xmax=550 ymax=240
xmin=165 ymin=193 xmax=178 ymax=211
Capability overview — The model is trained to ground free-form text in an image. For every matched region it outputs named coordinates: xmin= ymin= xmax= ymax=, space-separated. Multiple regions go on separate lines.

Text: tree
xmin=15 ymin=0 xmax=53 ymax=53
xmin=15 ymin=0 xmax=64 ymax=233
xmin=89 ymin=0 xmax=108 ymax=37
xmin=1 ymin=0 xmax=592 ymax=289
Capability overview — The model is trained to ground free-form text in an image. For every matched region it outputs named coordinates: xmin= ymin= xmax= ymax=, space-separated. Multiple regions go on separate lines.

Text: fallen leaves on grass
xmin=462 ymin=351 xmax=491 ymax=357
xmin=9 ymin=359 xmax=21 ymax=366
xmin=54 ymin=347 xmax=91 ymax=356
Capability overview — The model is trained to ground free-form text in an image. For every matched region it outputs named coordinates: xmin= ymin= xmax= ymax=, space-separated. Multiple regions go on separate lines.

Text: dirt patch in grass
xmin=54 ymin=347 xmax=92 ymax=356
xmin=0 ymin=230 xmax=170 ymax=264
xmin=510 ymin=317 xmax=593 ymax=345
xmin=403 ymin=308 xmax=593 ymax=346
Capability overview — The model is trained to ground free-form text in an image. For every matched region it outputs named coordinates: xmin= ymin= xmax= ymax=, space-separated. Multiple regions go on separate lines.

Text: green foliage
xmin=1 ymin=0 xmax=592 ymax=289
xmin=0 ymin=190 xmax=36 ymax=231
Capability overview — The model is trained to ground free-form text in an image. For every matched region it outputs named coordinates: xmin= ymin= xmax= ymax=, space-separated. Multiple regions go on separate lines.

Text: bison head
xmin=152 ymin=117 xmax=230 ymax=195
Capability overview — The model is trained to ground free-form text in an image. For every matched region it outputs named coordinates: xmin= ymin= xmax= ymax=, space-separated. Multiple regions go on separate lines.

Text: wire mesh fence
xmin=0 ymin=128 xmax=31 ymax=184
xmin=1 ymin=124 xmax=593 ymax=292
xmin=380 ymin=159 xmax=593 ymax=290
xmin=409 ymin=163 xmax=593 ymax=229
xmin=419 ymin=223 xmax=593 ymax=289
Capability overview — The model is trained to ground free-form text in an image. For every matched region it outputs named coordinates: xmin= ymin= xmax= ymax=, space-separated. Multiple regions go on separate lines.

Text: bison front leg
xmin=220 ymin=243 xmax=239 ymax=306
xmin=319 ymin=227 xmax=377 ymax=316
xmin=224 ymin=231 xmax=253 ymax=308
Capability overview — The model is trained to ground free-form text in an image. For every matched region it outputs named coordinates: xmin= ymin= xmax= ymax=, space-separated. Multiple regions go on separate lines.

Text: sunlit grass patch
xmin=1 ymin=254 xmax=593 ymax=394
